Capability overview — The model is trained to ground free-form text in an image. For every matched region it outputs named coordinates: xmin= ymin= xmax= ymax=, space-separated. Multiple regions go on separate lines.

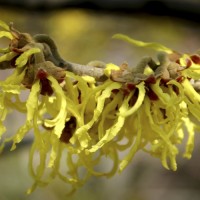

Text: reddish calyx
xmin=36 ymin=68 xmax=53 ymax=96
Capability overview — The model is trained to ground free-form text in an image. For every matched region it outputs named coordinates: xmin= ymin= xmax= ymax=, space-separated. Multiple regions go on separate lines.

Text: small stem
xmin=33 ymin=34 xmax=108 ymax=81
xmin=61 ymin=61 xmax=107 ymax=81
xmin=1 ymin=32 xmax=200 ymax=94
xmin=33 ymin=34 xmax=66 ymax=67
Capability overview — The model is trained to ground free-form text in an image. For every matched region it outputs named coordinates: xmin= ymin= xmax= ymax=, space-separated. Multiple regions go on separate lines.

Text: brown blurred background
xmin=1 ymin=0 xmax=200 ymax=200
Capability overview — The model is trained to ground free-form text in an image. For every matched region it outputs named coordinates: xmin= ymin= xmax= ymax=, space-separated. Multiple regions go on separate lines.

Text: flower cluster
xmin=0 ymin=20 xmax=200 ymax=194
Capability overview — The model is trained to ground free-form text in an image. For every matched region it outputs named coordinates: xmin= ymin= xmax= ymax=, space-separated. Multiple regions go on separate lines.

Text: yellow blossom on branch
xmin=0 ymin=20 xmax=200 ymax=194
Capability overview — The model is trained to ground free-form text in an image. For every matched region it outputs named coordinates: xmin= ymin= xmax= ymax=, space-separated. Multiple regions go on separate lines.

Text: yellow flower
xmin=1 ymin=21 xmax=200 ymax=194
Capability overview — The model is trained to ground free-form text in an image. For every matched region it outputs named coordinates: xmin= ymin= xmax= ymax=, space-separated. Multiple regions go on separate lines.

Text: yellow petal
xmin=98 ymin=91 xmax=123 ymax=139
xmin=0 ymin=84 xmax=22 ymax=94
xmin=0 ymin=30 xmax=13 ymax=40
xmin=0 ymin=52 xmax=17 ymax=62
xmin=44 ymin=76 xmax=67 ymax=138
xmin=150 ymin=79 xmax=171 ymax=105
xmin=72 ymin=81 xmax=121 ymax=149
xmin=119 ymin=113 xmax=142 ymax=172
xmin=183 ymin=118 xmax=195 ymax=159
xmin=10 ymin=121 xmax=32 ymax=151
xmin=0 ymin=20 xmax=10 ymax=31
xmin=15 ymin=48 xmax=41 ymax=68
xmin=88 ymin=83 xmax=144 ymax=153
xmin=0 ymin=121 xmax=6 ymax=139
xmin=26 ymin=80 xmax=40 ymax=121
xmin=120 ymin=82 xmax=145 ymax=117
xmin=104 ymin=63 xmax=120 ymax=77
xmin=87 ymin=115 xmax=125 ymax=153
xmin=182 ymin=79 xmax=200 ymax=120
xmin=10 ymin=81 xmax=40 ymax=150
xmin=0 ymin=31 xmax=13 ymax=53
xmin=113 ymin=34 xmax=173 ymax=53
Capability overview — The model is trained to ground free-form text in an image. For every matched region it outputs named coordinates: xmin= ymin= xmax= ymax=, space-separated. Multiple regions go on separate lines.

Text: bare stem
xmin=1 ymin=33 xmax=200 ymax=92
xmin=61 ymin=61 xmax=108 ymax=81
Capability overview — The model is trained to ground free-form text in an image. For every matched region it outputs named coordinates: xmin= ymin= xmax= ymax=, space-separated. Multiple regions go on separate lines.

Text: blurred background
xmin=1 ymin=0 xmax=200 ymax=200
